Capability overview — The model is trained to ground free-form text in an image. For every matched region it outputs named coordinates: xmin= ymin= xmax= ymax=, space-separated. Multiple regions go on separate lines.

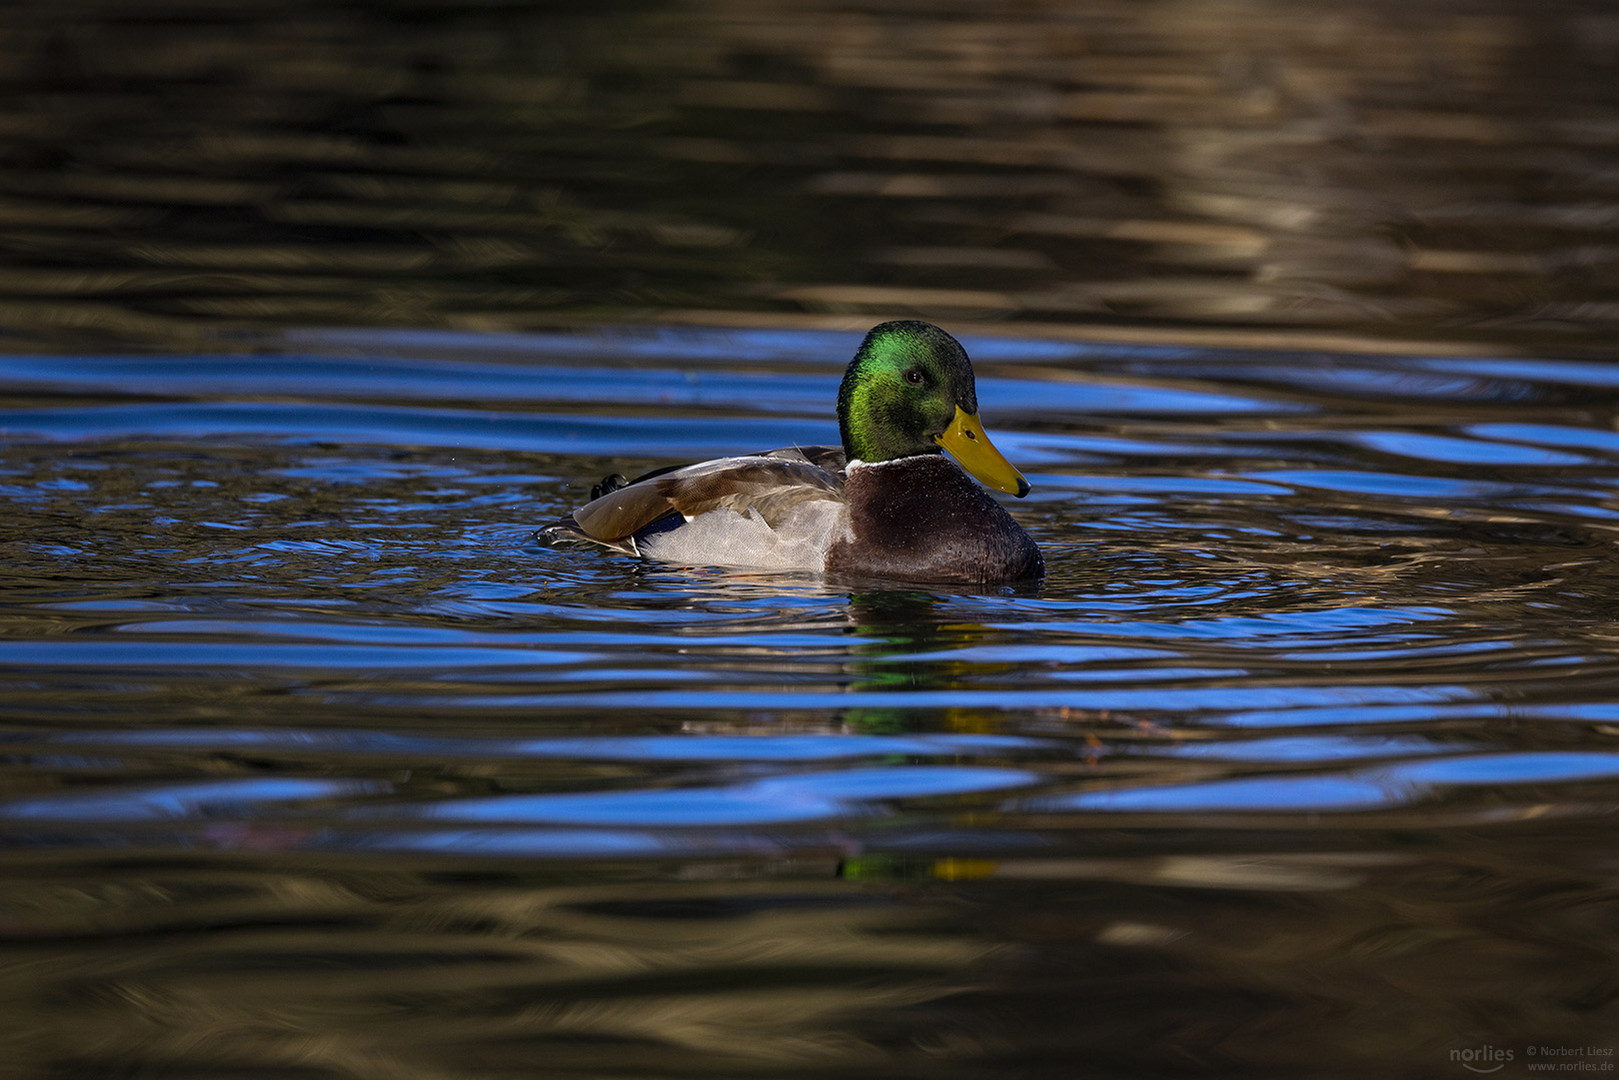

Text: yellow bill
xmin=935 ymin=405 xmax=1030 ymax=497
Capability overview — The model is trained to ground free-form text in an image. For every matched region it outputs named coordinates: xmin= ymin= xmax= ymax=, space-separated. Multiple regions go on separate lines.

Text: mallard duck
xmin=544 ymin=320 xmax=1043 ymax=583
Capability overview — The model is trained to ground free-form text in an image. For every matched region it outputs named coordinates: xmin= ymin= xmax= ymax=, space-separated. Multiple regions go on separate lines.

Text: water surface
xmin=4 ymin=324 xmax=1618 ymax=1077
xmin=1 ymin=0 xmax=1617 ymax=355
xmin=5 ymin=0 xmax=1619 ymax=1075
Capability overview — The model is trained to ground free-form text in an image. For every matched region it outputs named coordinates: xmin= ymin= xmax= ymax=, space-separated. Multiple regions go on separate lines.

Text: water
xmin=4 ymin=0 xmax=1619 ymax=1076
xmin=1 ymin=0 xmax=1617 ymax=355
xmin=4 ymin=325 xmax=1619 ymax=1077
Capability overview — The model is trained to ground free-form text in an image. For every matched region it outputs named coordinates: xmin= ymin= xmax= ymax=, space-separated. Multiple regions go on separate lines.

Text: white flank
xmin=638 ymin=501 xmax=850 ymax=572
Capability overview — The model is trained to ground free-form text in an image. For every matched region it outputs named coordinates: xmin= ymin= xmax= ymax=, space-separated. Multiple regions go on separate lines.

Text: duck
xmin=543 ymin=320 xmax=1043 ymax=584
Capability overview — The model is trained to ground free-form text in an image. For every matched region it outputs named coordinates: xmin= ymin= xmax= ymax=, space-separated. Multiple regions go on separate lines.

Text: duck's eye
xmin=904 ymin=368 xmax=924 ymax=386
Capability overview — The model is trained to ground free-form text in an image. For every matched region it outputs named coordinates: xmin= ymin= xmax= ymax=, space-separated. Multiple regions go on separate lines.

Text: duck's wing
xmin=556 ymin=450 xmax=846 ymax=554
xmin=755 ymin=445 xmax=847 ymax=472
xmin=606 ymin=445 xmax=845 ymax=488
xmin=581 ymin=446 xmax=845 ymax=501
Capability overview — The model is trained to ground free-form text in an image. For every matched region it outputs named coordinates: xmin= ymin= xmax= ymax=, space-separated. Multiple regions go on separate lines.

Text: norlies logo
xmin=1453 ymin=1045 xmax=1515 ymax=1074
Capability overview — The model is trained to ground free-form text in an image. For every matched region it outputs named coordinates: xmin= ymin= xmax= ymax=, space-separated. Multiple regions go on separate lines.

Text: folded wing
xmin=556 ymin=447 xmax=847 ymax=555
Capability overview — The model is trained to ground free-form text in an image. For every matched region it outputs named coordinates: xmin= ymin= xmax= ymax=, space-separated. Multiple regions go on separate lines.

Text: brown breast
xmin=826 ymin=454 xmax=1043 ymax=584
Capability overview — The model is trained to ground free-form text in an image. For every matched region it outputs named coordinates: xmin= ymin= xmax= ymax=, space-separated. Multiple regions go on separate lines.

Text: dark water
xmin=0 ymin=0 xmax=1617 ymax=354
xmin=4 ymin=2 xmax=1619 ymax=1079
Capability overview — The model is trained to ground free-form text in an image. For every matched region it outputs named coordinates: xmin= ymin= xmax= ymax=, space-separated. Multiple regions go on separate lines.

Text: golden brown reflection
xmin=0 ymin=0 xmax=1612 ymax=352
xmin=0 ymin=863 xmax=1006 ymax=1076
xmin=6 ymin=821 xmax=1615 ymax=1077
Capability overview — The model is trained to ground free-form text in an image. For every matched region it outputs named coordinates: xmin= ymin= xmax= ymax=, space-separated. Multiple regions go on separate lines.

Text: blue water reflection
xmin=421 ymin=766 xmax=1037 ymax=827
xmin=1030 ymin=751 xmax=1619 ymax=814
xmin=0 ymin=778 xmax=386 ymax=822
xmin=1038 ymin=774 xmax=1398 ymax=812
xmin=1352 ymin=430 xmax=1593 ymax=467
xmin=4 ymin=325 xmax=1619 ymax=1079
xmin=37 ymin=728 xmax=1047 ymax=761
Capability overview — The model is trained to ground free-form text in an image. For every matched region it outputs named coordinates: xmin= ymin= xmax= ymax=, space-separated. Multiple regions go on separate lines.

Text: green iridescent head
xmin=837 ymin=321 xmax=977 ymax=463
xmin=836 ymin=321 xmax=1029 ymax=496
